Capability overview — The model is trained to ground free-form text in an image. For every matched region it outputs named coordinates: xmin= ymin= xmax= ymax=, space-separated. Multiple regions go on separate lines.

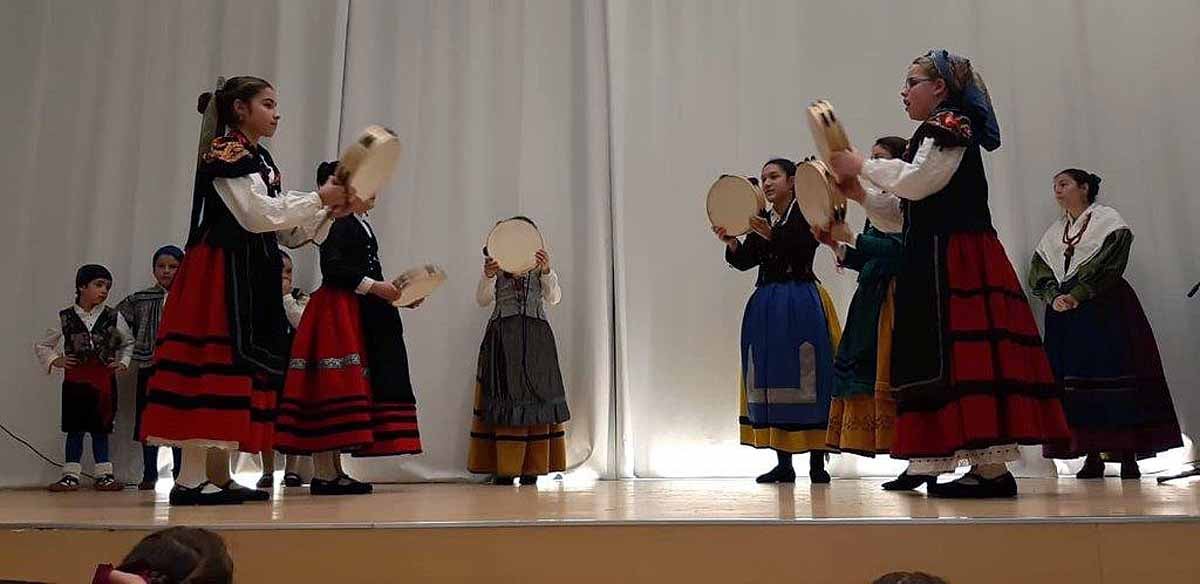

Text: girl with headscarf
xmin=829 ymin=50 xmax=1070 ymax=498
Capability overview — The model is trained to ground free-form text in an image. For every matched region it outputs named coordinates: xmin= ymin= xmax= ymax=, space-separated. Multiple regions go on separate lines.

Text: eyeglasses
xmin=902 ymin=77 xmax=933 ymax=91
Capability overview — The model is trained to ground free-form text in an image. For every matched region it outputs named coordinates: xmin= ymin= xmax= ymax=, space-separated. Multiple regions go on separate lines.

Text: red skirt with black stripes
xmin=274 ymin=287 xmax=421 ymax=456
xmin=891 ymin=232 xmax=1071 ymax=459
xmin=139 ymin=242 xmax=277 ymax=453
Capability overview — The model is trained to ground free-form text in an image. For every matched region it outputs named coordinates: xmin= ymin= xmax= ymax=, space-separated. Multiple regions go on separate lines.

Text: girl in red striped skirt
xmin=830 ymin=50 xmax=1070 ymax=498
xmin=140 ymin=77 xmax=350 ymax=505
xmin=274 ymin=161 xmax=423 ymax=495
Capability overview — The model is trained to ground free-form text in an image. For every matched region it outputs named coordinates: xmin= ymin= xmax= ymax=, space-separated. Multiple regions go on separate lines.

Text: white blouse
xmin=859 ymin=181 xmax=904 ymax=234
xmin=283 ymin=293 xmax=310 ymax=329
xmin=860 ymin=137 xmax=964 ymax=202
xmin=349 ymin=214 xmax=380 ymax=295
xmin=212 ymin=173 xmax=332 ymax=247
xmin=476 ymin=270 xmax=562 ymax=307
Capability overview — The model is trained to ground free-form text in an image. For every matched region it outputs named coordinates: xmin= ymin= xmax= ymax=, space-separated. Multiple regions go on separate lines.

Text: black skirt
xmin=359 ymin=295 xmax=416 ymax=404
xmin=1042 ymin=278 xmax=1182 ymax=459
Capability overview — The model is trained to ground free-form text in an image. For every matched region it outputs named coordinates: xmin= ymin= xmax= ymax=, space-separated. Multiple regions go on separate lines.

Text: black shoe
xmin=1120 ymin=461 xmax=1142 ymax=480
xmin=216 ymin=480 xmax=270 ymax=502
xmin=492 ymin=476 xmax=515 ymax=486
xmin=882 ymin=471 xmax=934 ymax=491
xmin=47 ymin=475 xmax=81 ymax=492
xmin=1076 ymin=456 xmax=1105 ymax=479
xmin=809 ymin=454 xmax=830 ymax=484
xmin=928 ymin=472 xmax=1018 ymax=499
xmin=755 ymin=465 xmax=796 ymax=484
xmin=256 ymin=474 xmax=273 ymax=489
xmin=519 ymin=475 xmax=538 ymax=485
xmin=311 ymin=475 xmax=373 ymax=496
xmin=93 ymin=474 xmax=125 ymax=492
xmin=282 ymin=472 xmax=304 ymax=488
xmin=168 ymin=481 xmax=245 ymax=506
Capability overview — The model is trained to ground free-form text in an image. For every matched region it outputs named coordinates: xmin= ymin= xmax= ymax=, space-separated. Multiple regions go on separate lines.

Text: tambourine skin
xmin=337 ymin=125 xmax=402 ymax=205
xmin=706 ymin=174 xmax=766 ymax=236
xmin=794 ymin=158 xmax=847 ymax=231
xmin=486 ymin=219 xmax=544 ymax=275
xmin=391 ymin=264 xmax=447 ymax=307
xmin=806 ymin=100 xmax=851 ymax=166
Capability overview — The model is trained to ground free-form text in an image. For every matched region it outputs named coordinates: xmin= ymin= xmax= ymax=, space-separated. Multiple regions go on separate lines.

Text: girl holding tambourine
xmin=274 ymin=160 xmax=424 ymax=496
xmin=714 ymin=158 xmax=842 ymax=484
xmin=468 ymin=217 xmax=569 ymax=486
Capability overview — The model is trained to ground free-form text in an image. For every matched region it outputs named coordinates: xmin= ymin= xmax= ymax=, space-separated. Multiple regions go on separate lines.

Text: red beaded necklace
xmin=1060 ymin=210 xmax=1092 ymax=273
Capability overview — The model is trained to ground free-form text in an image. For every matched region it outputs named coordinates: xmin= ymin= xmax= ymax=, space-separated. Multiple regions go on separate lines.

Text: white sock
xmin=62 ymin=462 xmax=82 ymax=478
xmin=260 ymin=450 xmax=276 ymax=477
xmin=174 ymin=446 xmax=208 ymax=488
xmin=206 ymin=448 xmax=232 ymax=485
xmin=314 ymin=451 xmax=339 ymax=481
xmin=94 ymin=462 xmax=114 ymax=476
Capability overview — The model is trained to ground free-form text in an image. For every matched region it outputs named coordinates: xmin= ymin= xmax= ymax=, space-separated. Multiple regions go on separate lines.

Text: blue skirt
xmin=740 ymin=281 xmax=836 ymax=433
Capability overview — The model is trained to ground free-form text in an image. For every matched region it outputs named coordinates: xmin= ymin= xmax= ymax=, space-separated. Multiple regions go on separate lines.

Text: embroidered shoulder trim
xmin=202 ymin=136 xmax=251 ymax=164
xmin=923 ymin=111 xmax=973 ymax=146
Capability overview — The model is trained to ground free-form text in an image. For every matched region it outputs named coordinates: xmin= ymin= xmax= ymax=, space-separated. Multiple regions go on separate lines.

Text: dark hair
xmin=75 ymin=264 xmax=113 ymax=304
xmin=152 ymin=245 xmax=184 ymax=267
xmin=873 ymin=136 xmax=908 ymax=159
xmin=763 ymin=158 xmax=797 ymax=177
xmin=316 ymin=160 xmax=338 ymax=187
xmin=1056 ymin=168 xmax=1102 ymax=203
xmin=508 ymin=215 xmax=539 ymax=229
xmin=197 ymin=76 xmax=273 ymax=132
xmin=873 ymin=572 xmax=948 ymax=584
xmin=116 ymin=527 xmax=233 ymax=584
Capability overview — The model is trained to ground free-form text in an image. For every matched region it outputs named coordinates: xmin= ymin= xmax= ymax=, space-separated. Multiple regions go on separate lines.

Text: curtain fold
xmin=1 ymin=0 xmax=1196 ymax=487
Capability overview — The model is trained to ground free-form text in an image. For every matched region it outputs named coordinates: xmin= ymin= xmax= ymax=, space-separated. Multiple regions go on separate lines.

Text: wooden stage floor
xmin=2 ymin=477 xmax=1198 ymax=583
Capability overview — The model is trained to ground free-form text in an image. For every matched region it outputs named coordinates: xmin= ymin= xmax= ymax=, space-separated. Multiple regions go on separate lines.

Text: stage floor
xmin=3 ymin=478 xmax=1199 ymax=583
xmin=1 ymin=476 xmax=1197 ymax=529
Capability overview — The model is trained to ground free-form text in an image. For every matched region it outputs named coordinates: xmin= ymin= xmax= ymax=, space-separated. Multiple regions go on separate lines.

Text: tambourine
xmin=485 ymin=218 xmax=543 ymax=275
xmin=391 ymin=264 xmax=447 ymax=307
xmin=336 ymin=125 xmax=402 ymax=206
xmin=706 ymin=175 xmax=766 ymax=237
xmin=806 ymin=100 xmax=851 ymax=166
xmin=794 ymin=157 xmax=847 ymax=231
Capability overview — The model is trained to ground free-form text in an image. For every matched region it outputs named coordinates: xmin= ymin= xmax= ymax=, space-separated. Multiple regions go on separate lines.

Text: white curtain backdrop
xmin=332 ymin=0 xmax=613 ymax=482
xmin=0 ymin=0 xmax=350 ymax=487
xmin=1 ymin=0 xmax=1196 ymax=487
xmin=609 ymin=0 xmax=1200 ymax=478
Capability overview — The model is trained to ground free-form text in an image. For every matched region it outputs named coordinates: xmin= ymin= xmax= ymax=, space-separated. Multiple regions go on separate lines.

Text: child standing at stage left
xmin=35 ymin=264 xmax=135 ymax=492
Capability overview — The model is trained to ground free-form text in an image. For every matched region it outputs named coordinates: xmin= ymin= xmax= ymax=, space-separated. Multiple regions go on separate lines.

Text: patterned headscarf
xmin=927 ymin=49 xmax=1001 ymax=151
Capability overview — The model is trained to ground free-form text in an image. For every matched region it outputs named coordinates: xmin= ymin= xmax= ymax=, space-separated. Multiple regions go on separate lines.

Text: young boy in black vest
xmin=34 ymin=264 xmax=135 ymax=491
